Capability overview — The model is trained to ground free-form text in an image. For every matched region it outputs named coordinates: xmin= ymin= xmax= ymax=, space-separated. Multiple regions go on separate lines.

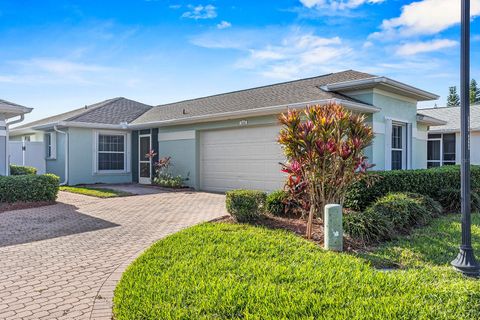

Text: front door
xmin=139 ymin=134 xmax=151 ymax=184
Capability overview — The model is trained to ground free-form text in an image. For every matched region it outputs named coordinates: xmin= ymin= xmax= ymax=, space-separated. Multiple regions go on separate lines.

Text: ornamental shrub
xmin=366 ymin=193 xmax=430 ymax=232
xmin=404 ymin=192 xmax=443 ymax=218
xmin=10 ymin=164 xmax=37 ymax=175
xmin=345 ymin=165 xmax=480 ymax=211
xmin=266 ymin=190 xmax=288 ymax=216
xmin=0 ymin=174 xmax=59 ymax=203
xmin=226 ymin=190 xmax=266 ymax=223
xmin=278 ymin=104 xmax=373 ymax=239
xmin=343 ymin=210 xmax=392 ymax=244
xmin=438 ymin=188 xmax=480 ymax=213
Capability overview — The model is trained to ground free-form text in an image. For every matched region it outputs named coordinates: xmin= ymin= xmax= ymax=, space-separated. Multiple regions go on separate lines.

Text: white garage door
xmin=200 ymin=125 xmax=286 ymax=192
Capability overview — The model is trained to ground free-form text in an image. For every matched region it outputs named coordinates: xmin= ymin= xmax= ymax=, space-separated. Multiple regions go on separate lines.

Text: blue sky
xmin=1 ymin=0 xmax=479 ymax=122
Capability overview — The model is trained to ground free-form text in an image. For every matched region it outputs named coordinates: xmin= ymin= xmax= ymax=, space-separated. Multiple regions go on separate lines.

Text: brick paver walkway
xmin=0 ymin=191 xmax=227 ymax=319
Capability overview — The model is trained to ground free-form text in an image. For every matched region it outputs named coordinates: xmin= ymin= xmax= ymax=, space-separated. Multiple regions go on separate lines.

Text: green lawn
xmin=113 ymin=215 xmax=480 ymax=320
xmin=361 ymin=213 xmax=480 ymax=269
xmin=59 ymin=186 xmax=132 ymax=198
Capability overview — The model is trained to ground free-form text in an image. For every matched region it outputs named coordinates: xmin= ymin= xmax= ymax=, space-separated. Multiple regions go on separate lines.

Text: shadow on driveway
xmin=0 ymin=202 xmax=119 ymax=248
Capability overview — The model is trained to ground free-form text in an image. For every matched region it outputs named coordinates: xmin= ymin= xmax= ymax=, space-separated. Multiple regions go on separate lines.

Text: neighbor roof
xmin=132 ymin=70 xmax=376 ymax=125
xmin=12 ymin=97 xmax=152 ymax=131
xmin=0 ymin=99 xmax=32 ymax=119
xmin=420 ymin=105 xmax=480 ymax=132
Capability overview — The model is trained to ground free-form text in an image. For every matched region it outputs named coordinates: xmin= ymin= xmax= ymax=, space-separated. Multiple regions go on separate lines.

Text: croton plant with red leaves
xmin=278 ymin=103 xmax=374 ymax=239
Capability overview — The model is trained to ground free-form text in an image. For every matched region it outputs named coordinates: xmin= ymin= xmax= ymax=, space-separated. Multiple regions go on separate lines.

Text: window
xmin=427 ymin=133 xmax=456 ymax=168
xmin=46 ymin=134 xmax=51 ymax=158
xmin=45 ymin=132 xmax=56 ymax=159
xmin=391 ymin=124 xmax=406 ymax=170
xmin=442 ymin=134 xmax=456 ymax=165
xmin=97 ymin=133 xmax=126 ymax=172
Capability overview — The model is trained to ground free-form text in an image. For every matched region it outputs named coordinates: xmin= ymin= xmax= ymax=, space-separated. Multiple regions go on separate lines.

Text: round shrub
xmin=438 ymin=188 xmax=480 ymax=213
xmin=9 ymin=164 xmax=37 ymax=175
xmin=343 ymin=210 xmax=392 ymax=244
xmin=266 ymin=190 xmax=287 ymax=216
xmin=0 ymin=174 xmax=60 ymax=203
xmin=226 ymin=189 xmax=266 ymax=223
xmin=404 ymin=192 xmax=443 ymax=218
xmin=366 ymin=193 xmax=431 ymax=233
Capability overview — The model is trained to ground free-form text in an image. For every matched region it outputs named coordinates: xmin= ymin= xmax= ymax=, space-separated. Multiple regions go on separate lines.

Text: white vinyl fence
xmin=9 ymin=141 xmax=46 ymax=174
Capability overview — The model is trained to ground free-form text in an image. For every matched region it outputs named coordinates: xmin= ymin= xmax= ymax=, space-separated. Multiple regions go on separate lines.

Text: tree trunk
xmin=306 ymin=205 xmax=315 ymax=239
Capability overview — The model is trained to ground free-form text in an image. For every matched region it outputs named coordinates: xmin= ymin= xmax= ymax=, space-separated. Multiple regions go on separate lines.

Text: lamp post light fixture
xmin=451 ymin=0 xmax=480 ymax=278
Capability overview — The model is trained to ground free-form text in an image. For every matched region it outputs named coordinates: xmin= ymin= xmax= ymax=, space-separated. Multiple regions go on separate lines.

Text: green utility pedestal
xmin=324 ymin=204 xmax=343 ymax=251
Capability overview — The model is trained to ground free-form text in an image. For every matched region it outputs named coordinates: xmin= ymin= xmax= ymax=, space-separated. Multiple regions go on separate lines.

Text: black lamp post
xmin=451 ymin=0 xmax=480 ymax=278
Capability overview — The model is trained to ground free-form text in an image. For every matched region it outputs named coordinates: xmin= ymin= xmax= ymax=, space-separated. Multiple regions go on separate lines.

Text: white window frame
xmin=93 ymin=130 xmax=131 ymax=174
xmin=427 ymin=133 xmax=456 ymax=167
xmin=391 ymin=122 xmax=407 ymax=170
xmin=45 ymin=132 xmax=56 ymax=160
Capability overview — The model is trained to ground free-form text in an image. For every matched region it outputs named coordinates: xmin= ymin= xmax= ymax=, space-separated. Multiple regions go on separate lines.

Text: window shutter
xmin=50 ymin=132 xmax=57 ymax=160
xmin=126 ymin=133 xmax=131 ymax=173
xmin=407 ymin=123 xmax=413 ymax=169
xmin=385 ymin=119 xmax=392 ymax=170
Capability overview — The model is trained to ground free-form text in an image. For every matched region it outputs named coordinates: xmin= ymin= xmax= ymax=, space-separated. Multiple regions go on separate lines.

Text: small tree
xmin=447 ymin=86 xmax=460 ymax=107
xmin=471 ymin=79 xmax=480 ymax=105
xmin=278 ymin=104 xmax=374 ymax=239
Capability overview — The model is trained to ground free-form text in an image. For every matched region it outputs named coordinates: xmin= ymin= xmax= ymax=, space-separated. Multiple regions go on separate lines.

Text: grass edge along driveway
xmin=59 ymin=186 xmax=133 ymax=198
xmin=114 ymin=215 xmax=480 ymax=320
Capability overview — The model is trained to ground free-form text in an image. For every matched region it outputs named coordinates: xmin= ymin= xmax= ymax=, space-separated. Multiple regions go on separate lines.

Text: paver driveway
xmin=0 ymin=190 xmax=227 ymax=319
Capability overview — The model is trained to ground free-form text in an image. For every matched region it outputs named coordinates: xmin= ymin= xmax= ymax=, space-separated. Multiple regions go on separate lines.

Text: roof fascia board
xmin=416 ymin=114 xmax=447 ymax=126
xmin=323 ymin=77 xmax=439 ymax=101
xmin=0 ymin=105 xmax=33 ymax=119
xmin=130 ymin=98 xmax=381 ymax=129
xmin=32 ymin=121 xmax=129 ymax=131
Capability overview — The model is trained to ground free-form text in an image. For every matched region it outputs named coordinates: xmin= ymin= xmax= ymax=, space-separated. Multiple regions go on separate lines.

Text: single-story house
xmin=419 ymin=106 xmax=480 ymax=168
xmin=0 ymin=99 xmax=32 ymax=176
xmin=10 ymin=70 xmax=445 ymax=192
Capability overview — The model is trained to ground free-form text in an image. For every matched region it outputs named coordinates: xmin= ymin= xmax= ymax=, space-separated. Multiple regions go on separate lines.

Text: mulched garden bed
xmin=0 ymin=201 xmax=56 ymax=213
xmin=212 ymin=214 xmax=364 ymax=252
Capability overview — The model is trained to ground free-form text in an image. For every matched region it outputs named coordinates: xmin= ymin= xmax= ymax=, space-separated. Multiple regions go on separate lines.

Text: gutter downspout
xmin=53 ymin=125 xmax=69 ymax=185
xmin=5 ymin=115 xmax=25 ymax=176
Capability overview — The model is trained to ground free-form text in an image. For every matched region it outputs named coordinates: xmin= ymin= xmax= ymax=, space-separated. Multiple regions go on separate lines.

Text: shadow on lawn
xmin=358 ymin=213 xmax=480 ymax=268
xmin=0 ymin=202 xmax=119 ymax=247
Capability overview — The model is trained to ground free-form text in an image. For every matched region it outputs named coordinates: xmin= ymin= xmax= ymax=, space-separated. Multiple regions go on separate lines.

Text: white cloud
xmin=299 ymin=0 xmax=384 ymax=10
xmin=396 ymin=39 xmax=458 ymax=56
xmin=217 ymin=21 xmax=232 ymax=29
xmin=233 ymin=32 xmax=350 ymax=79
xmin=18 ymin=58 xmax=109 ymax=76
xmin=7 ymin=58 xmax=115 ymax=85
xmin=372 ymin=0 xmax=480 ymax=38
xmin=181 ymin=4 xmax=217 ymax=20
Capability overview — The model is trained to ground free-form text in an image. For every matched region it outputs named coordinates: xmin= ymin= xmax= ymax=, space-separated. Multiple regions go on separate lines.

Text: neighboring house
xmin=0 ymin=99 xmax=32 ymax=175
xmin=10 ymin=70 xmax=444 ymax=191
xmin=419 ymin=106 xmax=480 ymax=168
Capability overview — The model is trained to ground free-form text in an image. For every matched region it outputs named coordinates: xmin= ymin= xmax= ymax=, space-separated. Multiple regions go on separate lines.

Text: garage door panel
xmin=200 ymin=125 xmax=286 ymax=192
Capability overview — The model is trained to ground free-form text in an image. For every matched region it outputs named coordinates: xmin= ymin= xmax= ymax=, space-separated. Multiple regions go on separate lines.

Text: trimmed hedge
xmin=438 ymin=188 xmax=480 ymax=213
xmin=266 ymin=190 xmax=288 ymax=216
xmin=10 ymin=164 xmax=37 ymax=175
xmin=0 ymin=174 xmax=60 ymax=203
xmin=345 ymin=165 xmax=480 ymax=211
xmin=226 ymin=189 xmax=266 ymax=223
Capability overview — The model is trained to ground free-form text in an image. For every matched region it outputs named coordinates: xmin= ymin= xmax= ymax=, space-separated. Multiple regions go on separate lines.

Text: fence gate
xmin=8 ymin=141 xmax=46 ymax=174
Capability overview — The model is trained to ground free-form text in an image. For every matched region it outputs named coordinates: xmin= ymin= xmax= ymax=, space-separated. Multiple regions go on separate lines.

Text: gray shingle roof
xmin=132 ymin=70 xmax=376 ymax=124
xmin=13 ymin=97 xmax=153 ymax=130
xmin=0 ymin=99 xmax=29 ymax=110
xmin=419 ymin=105 xmax=480 ymax=132
xmin=68 ymin=97 xmax=152 ymax=124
